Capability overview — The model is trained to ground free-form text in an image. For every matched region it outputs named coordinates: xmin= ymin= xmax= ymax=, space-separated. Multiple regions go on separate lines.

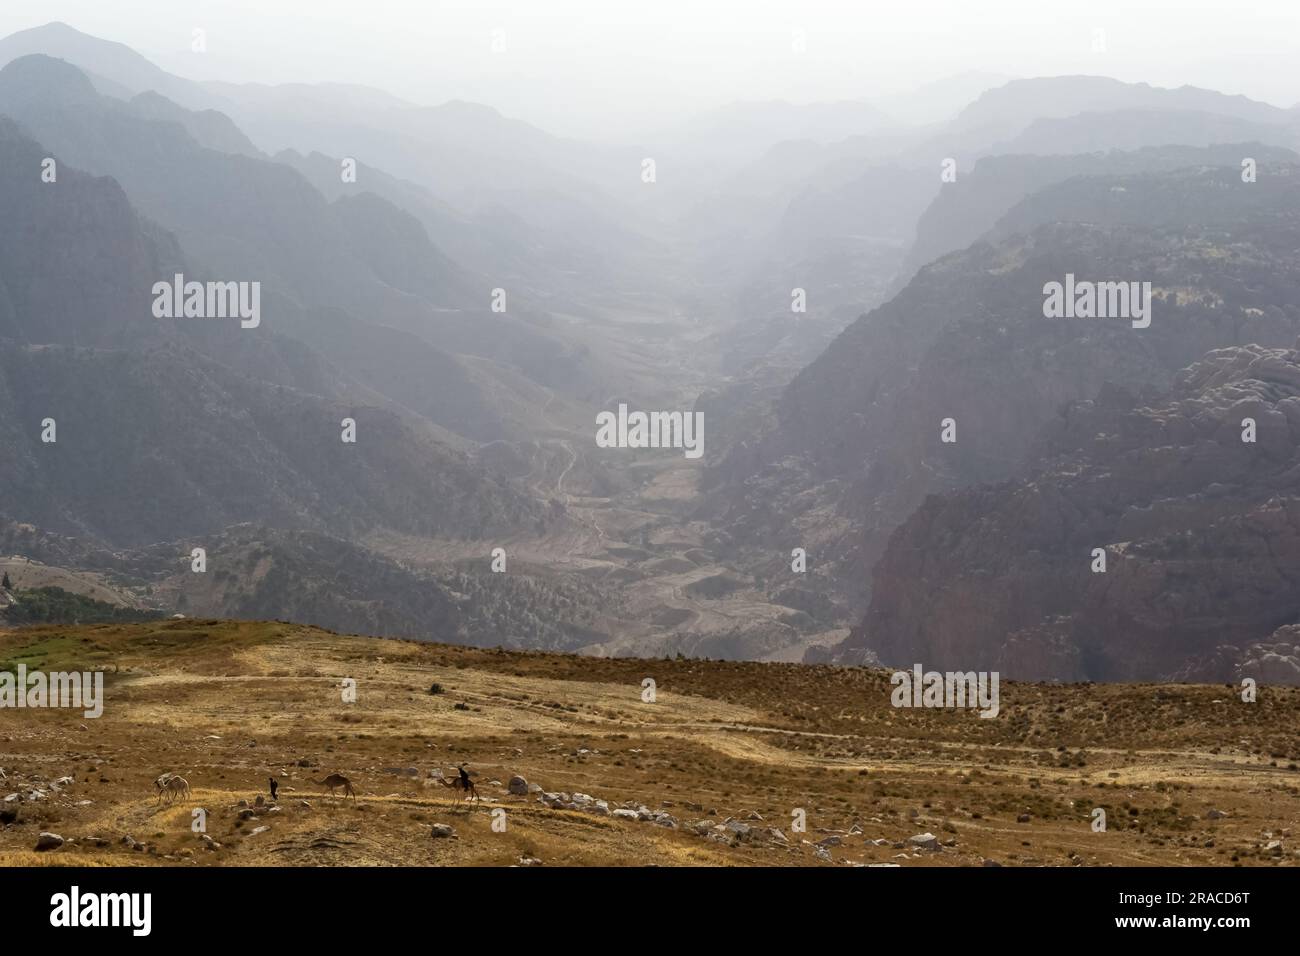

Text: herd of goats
xmin=151 ymin=770 xmax=482 ymax=804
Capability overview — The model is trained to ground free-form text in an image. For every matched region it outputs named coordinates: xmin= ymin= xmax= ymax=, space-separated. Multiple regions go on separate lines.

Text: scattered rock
xmin=724 ymin=819 xmax=753 ymax=842
xmin=507 ymin=775 xmax=529 ymax=795
xmin=35 ymin=832 xmax=64 ymax=852
xmin=431 ymin=824 xmax=457 ymax=839
xmin=908 ymin=832 xmax=939 ymax=850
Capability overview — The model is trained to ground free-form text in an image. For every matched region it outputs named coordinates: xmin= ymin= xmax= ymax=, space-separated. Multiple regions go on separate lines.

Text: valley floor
xmin=1 ymin=620 xmax=1297 ymax=867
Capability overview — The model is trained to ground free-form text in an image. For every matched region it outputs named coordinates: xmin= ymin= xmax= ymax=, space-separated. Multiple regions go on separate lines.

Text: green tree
xmin=1 ymin=572 xmax=10 ymax=590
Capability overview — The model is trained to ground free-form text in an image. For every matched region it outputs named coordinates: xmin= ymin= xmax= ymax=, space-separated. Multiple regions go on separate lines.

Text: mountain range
xmin=2 ymin=21 xmax=1300 ymax=679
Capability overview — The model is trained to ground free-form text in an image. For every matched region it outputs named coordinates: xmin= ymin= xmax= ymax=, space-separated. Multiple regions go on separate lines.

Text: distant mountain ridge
xmin=903 ymin=142 xmax=1300 ymax=282
xmin=952 ymin=75 xmax=1292 ymax=138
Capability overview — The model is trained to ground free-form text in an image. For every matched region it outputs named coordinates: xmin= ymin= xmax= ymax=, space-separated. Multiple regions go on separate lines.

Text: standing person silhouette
xmin=458 ymin=764 xmax=471 ymax=794
xmin=269 ymin=776 xmax=278 ymax=801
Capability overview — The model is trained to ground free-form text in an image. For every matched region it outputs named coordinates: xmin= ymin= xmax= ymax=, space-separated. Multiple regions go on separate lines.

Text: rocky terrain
xmin=2 ymin=619 xmax=1299 ymax=867
xmin=709 ymin=162 xmax=1300 ymax=629
xmin=851 ymin=343 xmax=1300 ymax=683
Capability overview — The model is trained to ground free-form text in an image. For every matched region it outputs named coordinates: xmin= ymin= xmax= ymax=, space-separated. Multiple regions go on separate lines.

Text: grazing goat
xmin=161 ymin=775 xmax=191 ymax=803
xmin=153 ymin=772 xmax=176 ymax=803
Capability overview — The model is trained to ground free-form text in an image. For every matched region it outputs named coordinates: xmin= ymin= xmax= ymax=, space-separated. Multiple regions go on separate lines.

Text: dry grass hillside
xmin=1 ymin=619 xmax=1298 ymax=867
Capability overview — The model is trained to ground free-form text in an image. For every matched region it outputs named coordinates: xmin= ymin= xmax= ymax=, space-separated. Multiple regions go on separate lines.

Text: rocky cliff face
xmin=708 ymin=164 xmax=1300 ymax=620
xmin=852 ymin=343 xmax=1300 ymax=683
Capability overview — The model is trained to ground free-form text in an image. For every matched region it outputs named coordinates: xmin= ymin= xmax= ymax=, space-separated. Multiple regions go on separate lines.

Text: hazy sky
xmin=1 ymin=0 xmax=1298 ymax=137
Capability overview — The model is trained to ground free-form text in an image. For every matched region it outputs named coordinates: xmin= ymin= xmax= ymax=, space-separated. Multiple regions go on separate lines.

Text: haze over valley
xmin=2 ymin=3 xmax=1300 ymax=875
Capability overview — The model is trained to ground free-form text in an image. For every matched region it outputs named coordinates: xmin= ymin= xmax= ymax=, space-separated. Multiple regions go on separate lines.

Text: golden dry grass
xmin=1 ymin=619 xmax=1298 ymax=867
